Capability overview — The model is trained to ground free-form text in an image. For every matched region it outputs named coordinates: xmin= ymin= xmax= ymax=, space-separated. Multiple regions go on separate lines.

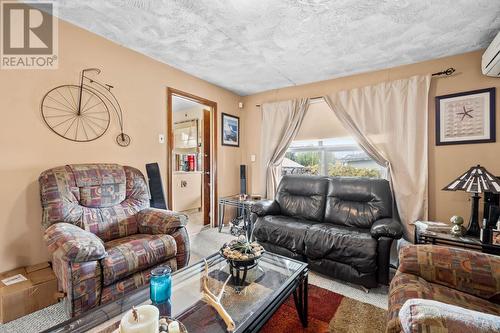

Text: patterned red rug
xmin=260 ymin=284 xmax=386 ymax=333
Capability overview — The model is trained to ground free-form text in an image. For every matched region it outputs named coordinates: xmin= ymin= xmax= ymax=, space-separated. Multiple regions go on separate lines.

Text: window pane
xmin=283 ymin=151 xmax=320 ymax=176
xmin=327 ymin=150 xmax=382 ymax=178
xmin=281 ymin=100 xmax=385 ymax=179
xmin=282 ymin=137 xmax=385 ymax=178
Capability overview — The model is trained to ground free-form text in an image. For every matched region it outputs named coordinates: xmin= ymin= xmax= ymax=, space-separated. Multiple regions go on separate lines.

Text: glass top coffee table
xmin=42 ymin=252 xmax=308 ymax=333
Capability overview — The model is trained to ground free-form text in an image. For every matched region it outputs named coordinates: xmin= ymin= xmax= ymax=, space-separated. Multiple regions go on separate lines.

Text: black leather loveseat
xmin=250 ymin=175 xmax=402 ymax=288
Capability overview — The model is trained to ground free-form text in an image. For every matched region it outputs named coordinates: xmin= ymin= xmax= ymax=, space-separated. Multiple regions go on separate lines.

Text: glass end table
xmin=42 ymin=252 xmax=308 ymax=333
xmin=413 ymin=220 xmax=500 ymax=255
xmin=218 ymin=195 xmax=265 ymax=238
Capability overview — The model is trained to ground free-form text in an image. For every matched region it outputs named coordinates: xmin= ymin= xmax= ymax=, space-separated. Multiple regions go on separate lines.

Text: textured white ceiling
xmin=32 ymin=0 xmax=500 ymax=95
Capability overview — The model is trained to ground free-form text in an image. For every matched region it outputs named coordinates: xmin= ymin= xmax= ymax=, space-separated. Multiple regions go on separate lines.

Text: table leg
xmin=292 ymin=271 xmax=308 ymax=327
xmin=242 ymin=206 xmax=248 ymax=238
xmin=247 ymin=215 xmax=252 ymax=241
xmin=218 ymin=202 xmax=225 ymax=232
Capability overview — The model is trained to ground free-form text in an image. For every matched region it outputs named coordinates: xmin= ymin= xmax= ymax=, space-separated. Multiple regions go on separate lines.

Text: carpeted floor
xmin=261 ymin=284 xmax=387 ymax=333
xmin=0 ymin=227 xmax=388 ymax=332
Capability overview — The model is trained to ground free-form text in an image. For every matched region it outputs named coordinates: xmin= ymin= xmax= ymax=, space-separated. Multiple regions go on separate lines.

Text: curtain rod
xmin=255 ymin=96 xmax=324 ymax=108
xmin=432 ymin=67 xmax=455 ymax=76
xmin=255 ymin=67 xmax=456 ymax=107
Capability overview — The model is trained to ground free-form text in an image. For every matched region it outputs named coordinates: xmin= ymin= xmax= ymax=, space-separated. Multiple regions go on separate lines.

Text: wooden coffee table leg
xmin=293 ymin=271 xmax=308 ymax=327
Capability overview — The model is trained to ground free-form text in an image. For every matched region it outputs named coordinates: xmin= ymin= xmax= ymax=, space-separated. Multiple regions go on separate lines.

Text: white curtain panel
xmin=260 ymin=98 xmax=309 ymax=199
xmin=324 ymin=75 xmax=431 ymax=238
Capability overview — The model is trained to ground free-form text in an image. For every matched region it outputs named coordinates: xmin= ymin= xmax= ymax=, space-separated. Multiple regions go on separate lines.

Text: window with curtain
xmin=281 ymin=100 xmax=385 ymax=178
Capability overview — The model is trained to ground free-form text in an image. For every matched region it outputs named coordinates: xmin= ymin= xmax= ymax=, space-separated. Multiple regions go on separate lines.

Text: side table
xmin=413 ymin=221 xmax=500 ymax=256
xmin=218 ymin=195 xmax=265 ymax=239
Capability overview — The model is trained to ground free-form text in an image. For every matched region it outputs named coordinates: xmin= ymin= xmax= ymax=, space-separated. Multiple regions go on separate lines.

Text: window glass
xmin=283 ymin=137 xmax=385 ymax=178
xmin=281 ymin=100 xmax=385 ymax=178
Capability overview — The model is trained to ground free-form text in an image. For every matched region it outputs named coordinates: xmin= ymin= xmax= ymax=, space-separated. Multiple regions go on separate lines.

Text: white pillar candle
xmin=168 ymin=320 xmax=181 ymax=333
xmin=120 ymin=305 xmax=159 ymax=333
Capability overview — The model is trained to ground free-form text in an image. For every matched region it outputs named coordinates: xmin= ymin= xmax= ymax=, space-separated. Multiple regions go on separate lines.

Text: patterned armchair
xmin=39 ymin=164 xmax=190 ymax=317
xmin=387 ymin=245 xmax=500 ymax=333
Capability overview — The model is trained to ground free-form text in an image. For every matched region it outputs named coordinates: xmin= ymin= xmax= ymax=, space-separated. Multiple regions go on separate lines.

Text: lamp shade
xmin=443 ymin=165 xmax=500 ymax=194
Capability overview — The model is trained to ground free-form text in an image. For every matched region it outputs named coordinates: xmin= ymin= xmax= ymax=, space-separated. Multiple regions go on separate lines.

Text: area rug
xmin=261 ymin=284 xmax=387 ymax=333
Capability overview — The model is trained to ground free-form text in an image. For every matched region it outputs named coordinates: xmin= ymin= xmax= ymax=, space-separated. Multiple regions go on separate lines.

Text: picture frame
xmin=221 ymin=113 xmax=239 ymax=147
xmin=435 ymin=87 xmax=496 ymax=146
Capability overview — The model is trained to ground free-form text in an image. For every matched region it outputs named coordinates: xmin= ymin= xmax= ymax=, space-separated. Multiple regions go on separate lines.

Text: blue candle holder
xmin=150 ymin=266 xmax=172 ymax=316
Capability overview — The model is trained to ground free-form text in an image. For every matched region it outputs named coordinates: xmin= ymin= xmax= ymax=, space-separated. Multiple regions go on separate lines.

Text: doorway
xmin=167 ymin=88 xmax=217 ymax=235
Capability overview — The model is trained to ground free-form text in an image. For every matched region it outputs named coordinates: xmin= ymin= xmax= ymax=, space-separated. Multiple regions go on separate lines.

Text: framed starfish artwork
xmin=436 ymin=87 xmax=496 ymax=145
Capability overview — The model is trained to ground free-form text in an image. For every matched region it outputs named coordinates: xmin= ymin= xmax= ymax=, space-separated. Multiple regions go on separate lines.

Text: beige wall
xmin=0 ymin=19 xmax=242 ymax=272
xmin=295 ymin=100 xmax=349 ymax=141
xmin=242 ymin=50 xmax=500 ymax=227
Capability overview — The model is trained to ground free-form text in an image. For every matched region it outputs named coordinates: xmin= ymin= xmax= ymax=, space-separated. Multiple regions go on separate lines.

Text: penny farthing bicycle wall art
xmin=41 ymin=68 xmax=131 ymax=146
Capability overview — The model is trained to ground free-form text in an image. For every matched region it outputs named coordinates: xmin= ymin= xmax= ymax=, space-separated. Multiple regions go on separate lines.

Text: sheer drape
xmin=260 ymin=98 xmax=309 ymax=199
xmin=324 ymin=75 xmax=431 ymax=238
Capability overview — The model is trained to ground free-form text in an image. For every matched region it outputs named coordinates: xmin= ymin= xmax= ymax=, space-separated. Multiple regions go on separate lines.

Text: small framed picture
xmin=436 ymin=87 xmax=496 ymax=145
xmin=221 ymin=113 xmax=239 ymax=147
xmin=492 ymin=230 xmax=500 ymax=246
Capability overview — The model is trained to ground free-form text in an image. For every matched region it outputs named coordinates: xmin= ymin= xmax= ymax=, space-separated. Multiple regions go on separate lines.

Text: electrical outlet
xmin=158 ymin=134 xmax=165 ymax=144
xmin=250 ymin=154 xmax=256 ymax=162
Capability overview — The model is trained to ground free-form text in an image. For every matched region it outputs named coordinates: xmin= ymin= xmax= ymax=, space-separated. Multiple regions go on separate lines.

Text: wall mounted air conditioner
xmin=482 ymin=31 xmax=500 ymax=77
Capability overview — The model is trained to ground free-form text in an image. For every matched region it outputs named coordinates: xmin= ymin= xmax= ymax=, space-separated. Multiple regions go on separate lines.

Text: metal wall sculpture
xmin=41 ymin=68 xmax=130 ymax=146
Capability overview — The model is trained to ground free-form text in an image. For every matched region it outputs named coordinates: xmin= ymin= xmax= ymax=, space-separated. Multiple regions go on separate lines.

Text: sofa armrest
xmin=370 ymin=218 xmax=403 ymax=239
xmin=44 ymin=223 xmax=107 ymax=262
xmin=137 ymin=208 xmax=188 ymax=235
xmin=250 ymin=200 xmax=281 ymax=217
xmin=399 ymin=299 xmax=500 ymax=333
xmin=399 ymin=245 xmax=500 ymax=301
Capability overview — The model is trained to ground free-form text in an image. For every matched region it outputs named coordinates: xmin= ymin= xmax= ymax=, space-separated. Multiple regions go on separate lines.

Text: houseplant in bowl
xmin=220 ymin=236 xmax=265 ymax=287
xmin=220 ymin=235 xmax=265 ymax=267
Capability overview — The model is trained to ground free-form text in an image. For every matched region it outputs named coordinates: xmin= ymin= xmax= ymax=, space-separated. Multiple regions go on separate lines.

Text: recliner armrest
xmin=251 ymin=200 xmax=281 ymax=217
xmin=137 ymin=208 xmax=188 ymax=235
xmin=44 ymin=223 xmax=107 ymax=262
xmin=399 ymin=299 xmax=500 ymax=333
xmin=370 ymin=218 xmax=403 ymax=239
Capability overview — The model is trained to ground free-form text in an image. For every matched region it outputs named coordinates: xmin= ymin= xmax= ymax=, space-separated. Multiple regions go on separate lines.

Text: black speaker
xmin=146 ymin=163 xmax=167 ymax=210
xmin=240 ymin=165 xmax=247 ymax=195
xmin=484 ymin=191 xmax=500 ymax=223
xmin=487 ymin=204 xmax=500 ymax=228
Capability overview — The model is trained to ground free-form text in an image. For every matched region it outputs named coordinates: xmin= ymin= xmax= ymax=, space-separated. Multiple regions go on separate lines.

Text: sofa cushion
xmin=82 ymin=204 xmax=140 ymax=242
xmin=387 ymin=271 xmax=500 ymax=333
xmin=275 ymin=175 xmax=329 ymax=222
xmin=324 ymin=178 xmax=392 ymax=228
xmin=253 ymin=215 xmax=313 ymax=255
xmin=102 ymin=234 xmax=177 ymax=286
xmin=258 ymin=241 xmax=306 ymax=262
xmin=304 ymin=223 xmax=377 ymax=273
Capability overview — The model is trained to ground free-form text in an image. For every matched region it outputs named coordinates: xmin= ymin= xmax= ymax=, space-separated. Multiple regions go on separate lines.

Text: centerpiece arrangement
xmin=220 ymin=235 xmax=265 ymax=266
xmin=220 ymin=236 xmax=265 ymax=287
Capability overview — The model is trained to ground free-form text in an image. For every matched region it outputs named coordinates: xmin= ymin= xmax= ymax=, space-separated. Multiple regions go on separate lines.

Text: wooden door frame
xmin=166 ymin=87 xmax=218 ymax=227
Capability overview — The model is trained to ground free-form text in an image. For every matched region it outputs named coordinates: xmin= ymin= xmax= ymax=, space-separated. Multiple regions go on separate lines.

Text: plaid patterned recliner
xmin=39 ymin=164 xmax=190 ymax=317
xmin=387 ymin=244 xmax=500 ymax=332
